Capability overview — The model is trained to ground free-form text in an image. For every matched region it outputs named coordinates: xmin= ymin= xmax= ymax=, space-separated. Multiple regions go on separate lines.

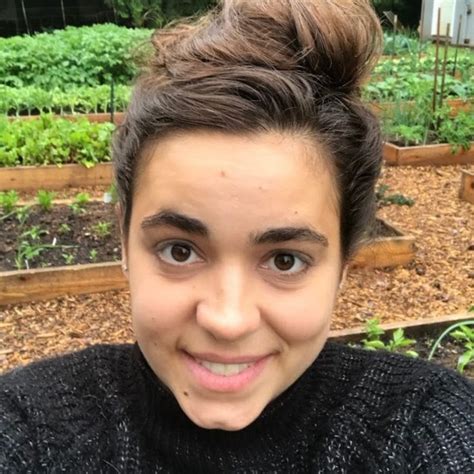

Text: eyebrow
xmin=251 ymin=227 xmax=328 ymax=247
xmin=141 ymin=210 xmax=208 ymax=236
xmin=141 ymin=210 xmax=328 ymax=247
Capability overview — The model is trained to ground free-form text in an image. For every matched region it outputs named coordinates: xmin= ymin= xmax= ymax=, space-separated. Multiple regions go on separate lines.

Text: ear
xmin=115 ymin=203 xmax=129 ymax=280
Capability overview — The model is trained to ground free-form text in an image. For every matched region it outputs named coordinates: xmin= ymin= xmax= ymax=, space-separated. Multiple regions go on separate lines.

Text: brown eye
xmin=156 ymin=241 xmax=202 ymax=266
xmin=170 ymin=244 xmax=191 ymax=262
xmin=273 ymin=254 xmax=295 ymax=271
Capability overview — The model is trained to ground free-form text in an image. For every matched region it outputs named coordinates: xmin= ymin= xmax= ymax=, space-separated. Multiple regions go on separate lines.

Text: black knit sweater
xmin=1 ymin=342 xmax=473 ymax=473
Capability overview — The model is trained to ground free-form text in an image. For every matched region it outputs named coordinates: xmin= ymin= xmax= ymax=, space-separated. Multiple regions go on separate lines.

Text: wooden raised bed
xmin=0 ymin=218 xmax=413 ymax=305
xmin=384 ymin=141 xmax=474 ymax=166
xmin=459 ymin=170 xmax=474 ymax=204
xmin=0 ymin=163 xmax=113 ymax=191
xmin=350 ymin=219 xmax=415 ymax=268
xmin=8 ymin=112 xmax=125 ymax=125
xmin=0 ymin=262 xmax=127 ymax=306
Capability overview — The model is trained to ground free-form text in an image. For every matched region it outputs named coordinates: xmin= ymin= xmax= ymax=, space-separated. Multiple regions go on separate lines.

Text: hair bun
xmin=150 ymin=0 xmax=382 ymax=96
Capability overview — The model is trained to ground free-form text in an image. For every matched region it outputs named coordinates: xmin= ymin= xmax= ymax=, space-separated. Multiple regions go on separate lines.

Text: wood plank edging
xmin=328 ymin=313 xmax=473 ymax=343
xmin=0 ymin=262 xmax=127 ymax=306
xmin=384 ymin=142 xmax=474 ymax=166
xmin=0 ymin=163 xmax=114 ymax=191
xmin=459 ymin=170 xmax=474 ymax=204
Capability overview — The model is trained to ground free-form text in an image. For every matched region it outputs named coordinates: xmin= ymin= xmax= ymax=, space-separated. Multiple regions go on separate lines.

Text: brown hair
xmin=113 ymin=0 xmax=383 ymax=261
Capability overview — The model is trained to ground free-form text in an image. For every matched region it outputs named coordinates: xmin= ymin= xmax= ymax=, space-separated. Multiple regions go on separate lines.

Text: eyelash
xmin=154 ymin=240 xmax=313 ymax=278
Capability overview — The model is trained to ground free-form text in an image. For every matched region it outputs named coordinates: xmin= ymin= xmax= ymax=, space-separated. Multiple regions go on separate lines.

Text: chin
xmin=180 ymin=398 xmax=264 ymax=431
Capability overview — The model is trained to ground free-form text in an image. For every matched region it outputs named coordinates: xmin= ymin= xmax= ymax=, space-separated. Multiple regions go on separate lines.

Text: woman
xmin=1 ymin=0 xmax=473 ymax=472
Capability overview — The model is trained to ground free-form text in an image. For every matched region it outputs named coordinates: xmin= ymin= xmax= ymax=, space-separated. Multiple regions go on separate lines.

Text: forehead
xmin=134 ymin=130 xmax=337 ymax=207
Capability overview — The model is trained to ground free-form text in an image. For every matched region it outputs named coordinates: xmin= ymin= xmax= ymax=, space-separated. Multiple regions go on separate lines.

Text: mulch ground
xmin=1 ymin=164 xmax=473 ymax=374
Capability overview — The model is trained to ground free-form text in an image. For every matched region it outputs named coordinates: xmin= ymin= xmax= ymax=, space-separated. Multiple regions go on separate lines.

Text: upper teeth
xmin=198 ymin=360 xmax=253 ymax=376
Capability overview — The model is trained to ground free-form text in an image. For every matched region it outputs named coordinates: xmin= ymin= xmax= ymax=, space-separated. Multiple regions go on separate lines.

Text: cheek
xmin=265 ymin=271 xmax=339 ymax=342
xmin=130 ymin=278 xmax=195 ymax=335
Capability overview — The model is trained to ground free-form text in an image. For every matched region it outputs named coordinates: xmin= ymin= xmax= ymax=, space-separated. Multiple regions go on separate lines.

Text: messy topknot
xmin=114 ymin=0 xmax=383 ymax=261
xmin=150 ymin=0 xmax=381 ymax=95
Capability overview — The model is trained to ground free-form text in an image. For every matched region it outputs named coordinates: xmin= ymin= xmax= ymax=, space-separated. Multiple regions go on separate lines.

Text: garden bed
xmin=384 ymin=141 xmax=474 ymax=166
xmin=0 ymin=163 xmax=113 ymax=191
xmin=459 ymin=170 xmax=474 ymax=204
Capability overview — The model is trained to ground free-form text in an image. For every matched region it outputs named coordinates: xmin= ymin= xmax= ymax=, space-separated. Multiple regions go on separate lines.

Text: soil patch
xmin=0 ymin=202 xmax=120 ymax=271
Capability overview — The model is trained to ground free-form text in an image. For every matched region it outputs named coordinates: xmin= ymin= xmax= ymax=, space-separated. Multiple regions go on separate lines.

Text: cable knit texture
xmin=1 ymin=342 xmax=473 ymax=473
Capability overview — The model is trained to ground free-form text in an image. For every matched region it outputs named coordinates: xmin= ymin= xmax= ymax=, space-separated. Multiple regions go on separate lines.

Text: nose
xmin=196 ymin=263 xmax=261 ymax=341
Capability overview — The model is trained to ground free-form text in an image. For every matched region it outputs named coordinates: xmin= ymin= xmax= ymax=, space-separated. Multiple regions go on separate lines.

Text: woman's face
xmin=123 ymin=131 xmax=343 ymax=431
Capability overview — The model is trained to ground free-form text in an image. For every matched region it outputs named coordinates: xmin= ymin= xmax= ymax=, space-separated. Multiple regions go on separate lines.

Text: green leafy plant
xmin=36 ymin=189 xmax=56 ymax=212
xmin=0 ymin=25 xmax=151 ymax=89
xmin=14 ymin=226 xmax=49 ymax=269
xmin=62 ymin=252 xmax=75 ymax=265
xmin=0 ymin=190 xmax=19 ymax=213
xmin=376 ymin=184 xmax=415 ymax=207
xmin=91 ymin=221 xmax=111 ymax=238
xmin=15 ymin=205 xmax=30 ymax=226
xmin=58 ymin=223 xmax=71 ymax=234
xmin=428 ymin=320 xmax=474 ymax=374
xmin=70 ymin=192 xmax=91 ymax=215
xmin=0 ymin=115 xmax=114 ymax=168
xmin=361 ymin=318 xmax=419 ymax=358
xmin=89 ymin=249 xmax=98 ymax=262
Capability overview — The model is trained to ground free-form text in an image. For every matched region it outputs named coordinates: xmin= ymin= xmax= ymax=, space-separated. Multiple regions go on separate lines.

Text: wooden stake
xmin=432 ymin=8 xmax=441 ymax=115
xmin=60 ymin=0 xmax=66 ymax=28
xmin=20 ymin=0 xmax=30 ymax=35
xmin=452 ymin=15 xmax=463 ymax=76
xmin=392 ymin=14 xmax=398 ymax=59
xmin=439 ymin=23 xmax=450 ymax=111
xmin=419 ymin=0 xmax=426 ymax=61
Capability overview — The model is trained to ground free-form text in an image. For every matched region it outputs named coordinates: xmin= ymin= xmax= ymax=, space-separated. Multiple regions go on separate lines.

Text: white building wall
xmin=422 ymin=0 xmax=474 ymax=45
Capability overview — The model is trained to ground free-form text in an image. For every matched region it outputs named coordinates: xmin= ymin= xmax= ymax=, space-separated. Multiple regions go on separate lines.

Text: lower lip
xmin=182 ymin=351 xmax=272 ymax=392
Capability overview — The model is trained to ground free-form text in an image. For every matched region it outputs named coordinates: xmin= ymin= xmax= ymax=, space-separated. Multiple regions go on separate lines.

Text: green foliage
xmin=36 ymin=190 xmax=56 ymax=212
xmin=89 ymin=249 xmax=98 ymax=262
xmin=91 ymin=221 xmax=112 ymax=238
xmin=376 ymin=184 xmax=415 ymax=207
xmin=383 ymin=32 xmax=423 ymax=56
xmin=15 ymin=206 xmax=30 ymax=226
xmin=69 ymin=192 xmax=91 ymax=215
xmin=428 ymin=321 xmax=474 ymax=375
xmin=104 ymin=0 xmax=217 ymax=27
xmin=0 ymin=25 xmax=151 ymax=89
xmin=62 ymin=252 xmax=75 ymax=265
xmin=0 ymin=115 xmax=114 ymax=168
xmin=58 ymin=223 xmax=71 ymax=234
xmin=0 ymin=84 xmax=131 ymax=116
xmin=381 ymin=94 xmax=474 ymax=148
xmin=15 ymin=226 xmax=49 ymax=269
xmin=361 ymin=318 xmax=419 ymax=358
xmin=0 ymin=190 xmax=19 ymax=213
xmin=74 ymin=192 xmax=91 ymax=206
xmin=437 ymin=111 xmax=474 ymax=152
xmin=364 ymin=72 xmax=474 ymax=102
